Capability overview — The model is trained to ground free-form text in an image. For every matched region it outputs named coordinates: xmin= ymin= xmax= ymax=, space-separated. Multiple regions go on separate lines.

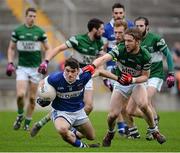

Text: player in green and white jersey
xmin=126 ymin=17 xmax=175 ymax=140
xmin=92 ymin=28 xmax=166 ymax=145
xmin=30 ymin=18 xmax=104 ymax=137
xmin=6 ymin=8 xmax=51 ymax=131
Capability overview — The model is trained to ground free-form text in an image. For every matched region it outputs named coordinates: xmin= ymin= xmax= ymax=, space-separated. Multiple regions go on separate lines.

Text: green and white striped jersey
xmin=109 ymin=43 xmax=152 ymax=77
xmin=11 ymin=24 xmax=47 ymax=67
xmin=141 ymin=32 xmax=168 ymax=79
xmin=66 ymin=33 xmax=103 ymax=67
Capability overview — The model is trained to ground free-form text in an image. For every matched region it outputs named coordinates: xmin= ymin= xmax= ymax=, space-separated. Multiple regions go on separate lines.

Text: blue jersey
xmin=47 ymin=70 xmax=91 ymax=112
xmin=103 ymin=19 xmax=134 ymax=67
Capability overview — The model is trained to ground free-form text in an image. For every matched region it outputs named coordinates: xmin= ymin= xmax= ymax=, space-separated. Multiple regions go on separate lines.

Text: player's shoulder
xmin=13 ymin=24 xmax=25 ymax=32
xmin=140 ymin=46 xmax=151 ymax=59
xmin=126 ymin=19 xmax=134 ymax=28
xmin=48 ymin=71 xmax=63 ymax=83
xmin=33 ymin=25 xmax=45 ymax=33
xmin=117 ymin=42 xmax=125 ymax=49
xmin=104 ymin=22 xmax=112 ymax=30
xmin=147 ymin=32 xmax=161 ymax=40
xmin=72 ymin=33 xmax=87 ymax=41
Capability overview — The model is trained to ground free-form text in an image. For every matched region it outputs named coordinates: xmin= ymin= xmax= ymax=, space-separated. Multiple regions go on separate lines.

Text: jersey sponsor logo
xmin=56 ymin=89 xmax=83 ymax=99
xmin=57 ymin=87 xmax=64 ymax=90
xmin=17 ymin=41 xmax=41 ymax=51
xmin=117 ymin=63 xmax=141 ymax=76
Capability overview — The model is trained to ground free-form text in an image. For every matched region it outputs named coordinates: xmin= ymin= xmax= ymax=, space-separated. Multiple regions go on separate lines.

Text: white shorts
xmin=51 ymin=108 xmax=89 ymax=127
xmin=85 ymin=78 xmax=93 ymax=90
xmin=114 ymin=82 xmax=137 ymax=98
xmin=145 ymin=77 xmax=163 ymax=92
xmin=16 ymin=66 xmax=42 ymax=84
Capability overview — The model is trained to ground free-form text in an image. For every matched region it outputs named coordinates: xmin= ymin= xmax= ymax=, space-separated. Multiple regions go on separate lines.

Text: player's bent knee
xmin=57 ymin=126 xmax=69 ymax=136
xmin=138 ymin=103 xmax=148 ymax=112
xmin=86 ymin=132 xmax=95 ymax=140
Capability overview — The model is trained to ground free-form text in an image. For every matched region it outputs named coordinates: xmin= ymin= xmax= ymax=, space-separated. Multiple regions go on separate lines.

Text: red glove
xmin=6 ymin=62 xmax=15 ymax=76
xmin=38 ymin=60 xmax=49 ymax=75
xmin=117 ymin=72 xmax=133 ymax=86
xmin=82 ymin=64 xmax=96 ymax=75
xmin=166 ymin=73 xmax=175 ymax=88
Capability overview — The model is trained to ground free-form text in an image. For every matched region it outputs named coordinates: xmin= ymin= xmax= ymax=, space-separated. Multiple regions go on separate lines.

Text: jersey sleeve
xmin=11 ymin=30 xmax=18 ymax=43
xmin=108 ymin=44 xmax=124 ymax=60
xmin=108 ymin=46 xmax=119 ymax=59
xmin=156 ymin=36 xmax=167 ymax=52
xmin=39 ymin=30 xmax=48 ymax=42
xmin=65 ymin=36 xmax=78 ymax=48
xmin=47 ymin=72 xmax=59 ymax=87
xmin=142 ymin=53 xmax=152 ymax=71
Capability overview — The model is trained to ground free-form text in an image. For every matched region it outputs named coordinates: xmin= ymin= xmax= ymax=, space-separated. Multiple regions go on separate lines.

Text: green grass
xmin=0 ymin=111 xmax=180 ymax=152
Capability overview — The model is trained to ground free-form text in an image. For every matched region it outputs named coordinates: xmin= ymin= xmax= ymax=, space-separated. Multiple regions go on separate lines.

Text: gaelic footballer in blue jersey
xmin=37 ymin=58 xmax=99 ymax=148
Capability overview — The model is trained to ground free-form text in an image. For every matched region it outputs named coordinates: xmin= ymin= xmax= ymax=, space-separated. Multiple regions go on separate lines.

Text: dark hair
xmin=87 ymin=18 xmax=104 ymax=32
xmin=25 ymin=7 xmax=36 ymax=16
xmin=112 ymin=3 xmax=125 ymax=11
xmin=124 ymin=28 xmax=142 ymax=41
xmin=64 ymin=57 xmax=79 ymax=69
xmin=114 ymin=21 xmax=128 ymax=30
xmin=134 ymin=16 xmax=149 ymax=26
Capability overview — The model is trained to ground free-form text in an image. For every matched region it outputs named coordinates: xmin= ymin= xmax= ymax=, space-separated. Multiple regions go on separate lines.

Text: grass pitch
xmin=0 ymin=111 xmax=180 ymax=152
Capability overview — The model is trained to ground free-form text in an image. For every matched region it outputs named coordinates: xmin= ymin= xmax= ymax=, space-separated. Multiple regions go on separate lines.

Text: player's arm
xmin=42 ymin=41 xmax=52 ymax=56
xmin=45 ymin=43 xmax=68 ymax=61
xmin=162 ymin=47 xmax=175 ymax=88
xmin=7 ymin=40 xmax=16 ymax=63
xmin=93 ymin=69 xmax=118 ymax=81
xmin=162 ymin=47 xmax=174 ymax=73
xmin=38 ymin=43 xmax=69 ymax=74
xmin=132 ymin=70 xmax=150 ymax=83
xmin=6 ymin=41 xmax=16 ymax=76
xmin=93 ymin=53 xmax=113 ymax=68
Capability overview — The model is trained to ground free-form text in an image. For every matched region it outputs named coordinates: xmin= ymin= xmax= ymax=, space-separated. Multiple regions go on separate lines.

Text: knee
xmin=139 ymin=103 xmax=148 ymax=113
xmin=86 ymin=132 xmax=95 ymax=140
xmin=57 ymin=126 xmax=69 ymax=137
xmin=17 ymin=94 xmax=24 ymax=100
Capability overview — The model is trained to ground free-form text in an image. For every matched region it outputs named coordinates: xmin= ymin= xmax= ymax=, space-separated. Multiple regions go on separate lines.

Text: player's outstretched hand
xmin=166 ymin=73 xmax=175 ymax=88
xmin=38 ymin=60 xmax=49 ymax=75
xmin=117 ymin=72 xmax=132 ymax=86
xmin=82 ymin=64 xmax=96 ymax=75
xmin=6 ymin=62 xmax=15 ymax=77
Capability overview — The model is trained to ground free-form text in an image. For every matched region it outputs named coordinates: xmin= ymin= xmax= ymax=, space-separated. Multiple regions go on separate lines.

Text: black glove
xmin=36 ymin=98 xmax=51 ymax=107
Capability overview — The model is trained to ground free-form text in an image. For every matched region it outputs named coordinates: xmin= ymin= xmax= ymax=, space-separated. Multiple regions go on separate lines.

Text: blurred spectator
xmin=172 ymin=42 xmax=180 ymax=95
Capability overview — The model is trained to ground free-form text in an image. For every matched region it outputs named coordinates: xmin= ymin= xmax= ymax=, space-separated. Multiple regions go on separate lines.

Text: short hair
xmin=64 ymin=57 xmax=79 ymax=69
xmin=112 ymin=3 xmax=125 ymax=11
xmin=87 ymin=18 xmax=104 ymax=32
xmin=124 ymin=28 xmax=142 ymax=41
xmin=134 ymin=16 xmax=149 ymax=26
xmin=25 ymin=7 xmax=36 ymax=16
xmin=114 ymin=21 xmax=128 ymax=30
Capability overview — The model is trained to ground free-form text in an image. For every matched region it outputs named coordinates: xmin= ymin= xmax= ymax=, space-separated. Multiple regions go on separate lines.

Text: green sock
xmin=17 ymin=108 xmax=24 ymax=115
xmin=24 ymin=118 xmax=32 ymax=126
xmin=39 ymin=116 xmax=51 ymax=127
